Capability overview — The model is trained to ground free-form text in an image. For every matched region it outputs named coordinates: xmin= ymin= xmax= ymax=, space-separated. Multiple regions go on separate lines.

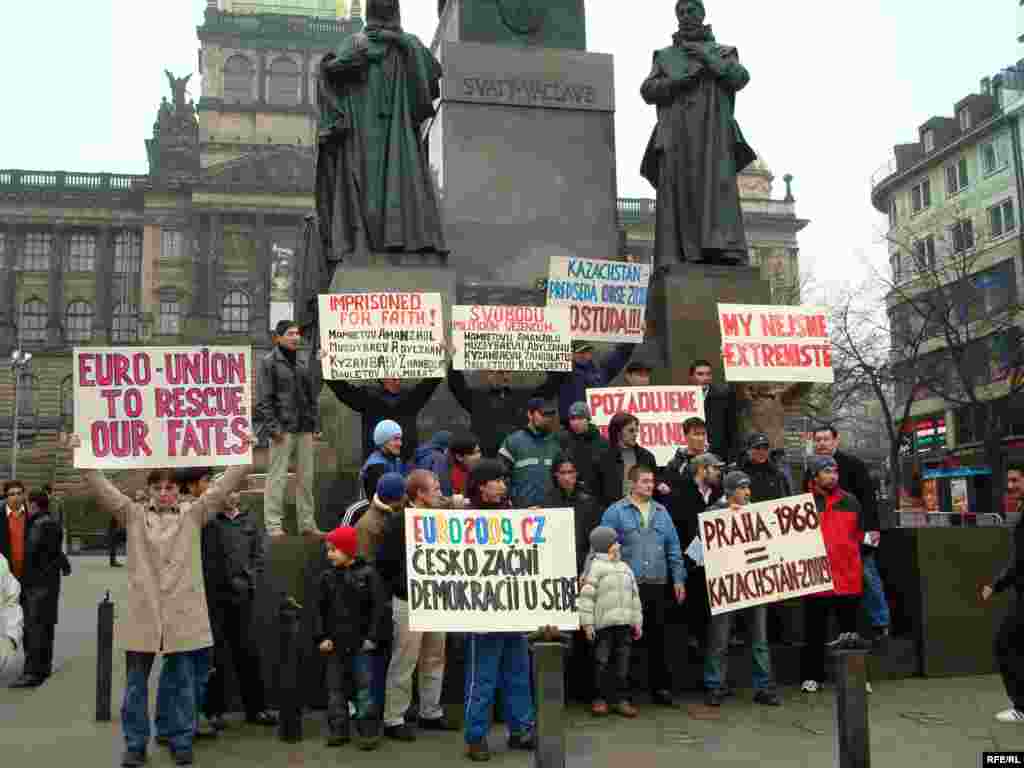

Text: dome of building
xmin=738 ymin=155 xmax=774 ymax=198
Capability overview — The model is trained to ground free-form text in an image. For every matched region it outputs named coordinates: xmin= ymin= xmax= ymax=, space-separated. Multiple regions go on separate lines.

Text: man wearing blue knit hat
xmin=360 ymin=421 xmax=410 ymax=501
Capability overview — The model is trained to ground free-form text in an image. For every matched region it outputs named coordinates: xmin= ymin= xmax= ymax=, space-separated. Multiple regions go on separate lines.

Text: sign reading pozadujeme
xmin=587 ymin=386 xmax=705 ymax=466
xmin=547 ymin=257 xmax=650 ymax=343
xmin=700 ymin=494 xmax=833 ymax=616
xmin=717 ymin=303 xmax=834 ymax=384
xmin=73 ymin=346 xmax=254 ymax=469
xmin=319 ymin=292 xmax=446 ymax=381
xmin=451 ymin=305 xmax=572 ymax=372
xmin=405 ymin=507 xmax=580 ymax=633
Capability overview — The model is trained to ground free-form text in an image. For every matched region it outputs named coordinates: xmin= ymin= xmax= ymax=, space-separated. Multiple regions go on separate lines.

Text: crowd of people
xmin=0 ymin=318 xmax=1022 ymax=767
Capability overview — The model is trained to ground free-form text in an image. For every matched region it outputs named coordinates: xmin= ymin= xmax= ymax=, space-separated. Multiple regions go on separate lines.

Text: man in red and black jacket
xmin=800 ymin=455 xmax=865 ymax=693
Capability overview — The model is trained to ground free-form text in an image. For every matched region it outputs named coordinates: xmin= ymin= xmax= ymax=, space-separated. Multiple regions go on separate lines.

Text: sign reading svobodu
xmin=717 ymin=303 xmax=834 ymax=383
xmin=73 ymin=346 xmax=253 ymax=470
xmin=701 ymin=494 xmax=833 ymax=615
xmin=451 ymin=305 xmax=571 ymax=372
xmin=319 ymin=293 xmax=446 ymax=381
xmin=547 ymin=257 xmax=650 ymax=343
xmin=405 ymin=507 xmax=579 ymax=633
xmin=586 ymin=386 xmax=704 ymax=466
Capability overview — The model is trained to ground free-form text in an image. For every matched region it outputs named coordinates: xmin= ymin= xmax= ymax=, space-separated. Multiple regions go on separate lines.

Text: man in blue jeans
xmin=813 ymin=427 xmax=890 ymax=640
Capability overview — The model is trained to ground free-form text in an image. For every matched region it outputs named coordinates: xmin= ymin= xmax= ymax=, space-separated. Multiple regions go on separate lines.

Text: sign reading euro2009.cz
xmin=405 ymin=507 xmax=580 ymax=633
xmin=546 ymin=257 xmax=651 ymax=344
xmin=319 ymin=292 xmax=447 ymax=381
xmin=700 ymin=494 xmax=833 ymax=616
xmin=72 ymin=347 xmax=254 ymax=470
xmin=451 ymin=305 xmax=571 ymax=372
xmin=717 ymin=303 xmax=834 ymax=384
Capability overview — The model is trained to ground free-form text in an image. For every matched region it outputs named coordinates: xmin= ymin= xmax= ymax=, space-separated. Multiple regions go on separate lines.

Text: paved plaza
xmin=1 ymin=556 xmax=1022 ymax=767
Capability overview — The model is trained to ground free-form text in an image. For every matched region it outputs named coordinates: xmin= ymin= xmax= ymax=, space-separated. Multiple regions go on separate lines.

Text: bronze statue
xmin=314 ymin=0 xmax=447 ymax=278
xmin=164 ymin=71 xmax=192 ymax=113
xmin=640 ymin=0 xmax=756 ymax=267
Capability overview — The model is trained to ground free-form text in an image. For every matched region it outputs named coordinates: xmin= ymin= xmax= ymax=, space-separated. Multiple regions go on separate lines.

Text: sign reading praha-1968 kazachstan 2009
xmin=72 ymin=346 xmax=254 ymax=470
xmin=547 ymin=257 xmax=650 ymax=343
xmin=700 ymin=494 xmax=833 ymax=616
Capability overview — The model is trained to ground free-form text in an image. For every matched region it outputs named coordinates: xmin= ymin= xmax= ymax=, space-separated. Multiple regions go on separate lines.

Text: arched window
xmin=20 ymin=299 xmax=47 ymax=344
xmin=67 ymin=232 xmax=96 ymax=271
xmin=112 ymin=302 xmax=138 ymax=343
xmin=60 ymin=375 xmax=74 ymax=430
xmin=16 ymin=373 xmax=37 ymax=419
xmin=224 ymin=54 xmax=254 ymax=104
xmin=114 ymin=231 xmax=141 ymax=274
xmin=65 ymin=301 xmax=94 ymax=343
xmin=268 ymin=56 xmax=300 ymax=105
xmin=220 ymin=290 xmax=250 ymax=334
xmin=22 ymin=232 xmax=52 ymax=271
xmin=159 ymin=288 xmax=181 ymax=335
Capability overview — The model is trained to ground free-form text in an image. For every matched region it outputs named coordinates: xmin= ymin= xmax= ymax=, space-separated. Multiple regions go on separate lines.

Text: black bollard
xmin=531 ymin=640 xmax=568 ymax=768
xmin=829 ymin=644 xmax=871 ymax=768
xmin=95 ymin=591 xmax=114 ymax=722
xmin=277 ymin=600 xmax=303 ymax=742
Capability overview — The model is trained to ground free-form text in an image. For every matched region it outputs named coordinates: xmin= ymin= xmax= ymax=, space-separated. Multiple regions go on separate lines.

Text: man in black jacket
xmin=200 ymin=489 xmax=276 ymax=729
xmin=557 ymin=402 xmax=609 ymax=496
xmin=741 ymin=433 xmax=792 ymax=504
xmin=447 ymin=363 xmax=565 ymax=458
xmin=9 ymin=491 xmax=68 ymax=688
xmin=689 ymin=359 xmax=738 ymax=463
xmin=813 ymin=426 xmax=888 ymax=637
xmin=982 ymin=463 xmax=1024 ymax=723
xmin=256 ymin=320 xmax=322 ymax=539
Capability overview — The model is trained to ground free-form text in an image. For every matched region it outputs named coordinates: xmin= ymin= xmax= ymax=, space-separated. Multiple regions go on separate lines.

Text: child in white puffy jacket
xmin=577 ymin=526 xmax=643 ymax=717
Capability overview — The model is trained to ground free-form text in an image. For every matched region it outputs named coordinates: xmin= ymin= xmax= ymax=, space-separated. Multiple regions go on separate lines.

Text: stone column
xmin=205 ymin=214 xmax=223 ymax=339
xmin=92 ymin=225 xmax=114 ymax=344
xmin=0 ymin=222 xmax=20 ymax=352
xmin=301 ymin=54 xmax=311 ymax=107
xmin=258 ymin=53 xmax=267 ymax=103
xmin=251 ymin=214 xmax=271 ymax=335
xmin=46 ymin=224 xmax=65 ymax=348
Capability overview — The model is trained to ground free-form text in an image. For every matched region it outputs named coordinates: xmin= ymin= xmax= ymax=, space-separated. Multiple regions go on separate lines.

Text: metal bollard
xmin=277 ymin=600 xmax=303 ymax=743
xmin=95 ymin=591 xmax=114 ymax=722
xmin=531 ymin=640 xmax=568 ymax=768
xmin=829 ymin=646 xmax=871 ymax=768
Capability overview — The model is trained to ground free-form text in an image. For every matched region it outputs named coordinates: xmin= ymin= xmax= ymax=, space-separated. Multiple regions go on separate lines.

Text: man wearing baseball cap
xmin=701 ymin=471 xmax=780 ymax=707
xmin=557 ymin=402 xmax=609 ymax=495
xmin=800 ymin=455 xmax=866 ymax=694
xmin=547 ymin=340 xmax=637 ymax=425
xmin=498 ymin=399 xmax=561 ymax=506
xmin=623 ymin=359 xmax=654 ymax=387
xmin=741 ymin=433 xmax=791 ymax=504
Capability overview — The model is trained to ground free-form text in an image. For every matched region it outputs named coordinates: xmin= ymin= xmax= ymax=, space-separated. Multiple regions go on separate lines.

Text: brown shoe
xmin=591 ymin=700 xmax=609 ymax=716
xmin=614 ymin=701 xmax=639 ymax=718
xmin=466 ymin=741 xmax=491 ymax=762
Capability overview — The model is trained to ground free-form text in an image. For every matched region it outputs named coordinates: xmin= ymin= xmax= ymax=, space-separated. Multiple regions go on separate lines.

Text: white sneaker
xmin=801 ymin=680 xmax=819 ymax=693
xmin=995 ymin=708 xmax=1024 ymax=723
xmin=866 ymin=682 xmax=873 ymax=694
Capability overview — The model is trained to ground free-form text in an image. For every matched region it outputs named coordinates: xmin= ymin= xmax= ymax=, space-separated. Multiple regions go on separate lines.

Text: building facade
xmin=870 ymin=62 xmax=1024 ymax=507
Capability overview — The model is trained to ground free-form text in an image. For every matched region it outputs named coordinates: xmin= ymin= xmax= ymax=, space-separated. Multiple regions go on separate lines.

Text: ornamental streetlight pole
xmin=10 ymin=302 xmax=32 ymax=479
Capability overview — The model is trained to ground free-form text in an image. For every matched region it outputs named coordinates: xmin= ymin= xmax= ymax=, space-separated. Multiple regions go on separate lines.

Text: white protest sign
xmin=73 ymin=346 xmax=254 ymax=469
xmin=717 ymin=303 xmax=834 ymax=383
xmin=405 ymin=507 xmax=580 ymax=633
xmin=546 ymin=256 xmax=650 ymax=343
xmin=319 ymin=292 xmax=446 ymax=380
xmin=701 ymin=494 xmax=833 ymax=615
xmin=586 ymin=386 xmax=705 ymax=466
xmin=451 ymin=305 xmax=571 ymax=372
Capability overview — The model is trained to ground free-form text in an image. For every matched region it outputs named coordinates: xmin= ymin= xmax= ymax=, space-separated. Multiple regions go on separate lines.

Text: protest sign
xmin=319 ymin=292 xmax=446 ymax=380
xmin=717 ymin=303 xmax=834 ymax=383
xmin=546 ymin=256 xmax=650 ymax=343
xmin=405 ymin=507 xmax=580 ymax=633
xmin=451 ymin=305 xmax=571 ymax=372
xmin=699 ymin=494 xmax=833 ymax=615
xmin=73 ymin=346 xmax=253 ymax=470
xmin=586 ymin=386 xmax=704 ymax=465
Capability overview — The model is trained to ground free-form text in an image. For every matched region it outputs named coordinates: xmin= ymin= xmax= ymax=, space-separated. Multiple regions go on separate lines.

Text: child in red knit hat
xmin=315 ymin=526 xmax=387 ymax=750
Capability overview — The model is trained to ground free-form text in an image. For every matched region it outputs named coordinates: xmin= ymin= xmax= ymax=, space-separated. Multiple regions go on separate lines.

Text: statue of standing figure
xmin=314 ymin=0 xmax=447 ymax=277
xmin=641 ymin=0 xmax=756 ymax=267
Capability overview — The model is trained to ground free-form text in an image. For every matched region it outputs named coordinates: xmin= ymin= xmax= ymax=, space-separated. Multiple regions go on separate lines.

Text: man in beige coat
xmin=65 ymin=435 xmax=253 ymax=768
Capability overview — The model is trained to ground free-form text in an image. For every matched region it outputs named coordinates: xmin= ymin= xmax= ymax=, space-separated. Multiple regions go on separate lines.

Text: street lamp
xmin=10 ymin=347 xmax=32 ymax=479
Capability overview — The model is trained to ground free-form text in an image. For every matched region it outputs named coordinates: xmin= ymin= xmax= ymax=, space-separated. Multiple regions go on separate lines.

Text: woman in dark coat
xmin=595 ymin=413 xmax=659 ymax=511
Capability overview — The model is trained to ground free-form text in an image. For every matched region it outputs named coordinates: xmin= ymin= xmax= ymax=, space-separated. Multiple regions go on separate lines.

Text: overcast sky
xmin=1 ymin=1 xmax=1020 ymax=295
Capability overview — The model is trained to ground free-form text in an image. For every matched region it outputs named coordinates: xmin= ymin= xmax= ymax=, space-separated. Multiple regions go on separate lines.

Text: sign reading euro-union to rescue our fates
xmin=405 ymin=507 xmax=580 ymax=633
xmin=546 ymin=257 xmax=650 ymax=344
xmin=72 ymin=346 xmax=254 ymax=470
xmin=319 ymin=292 xmax=447 ymax=381
xmin=700 ymin=494 xmax=834 ymax=616
xmin=717 ymin=303 xmax=834 ymax=384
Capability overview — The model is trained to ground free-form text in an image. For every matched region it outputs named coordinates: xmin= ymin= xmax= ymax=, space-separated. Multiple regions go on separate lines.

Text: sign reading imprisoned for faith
xmin=451 ymin=305 xmax=571 ymax=372
xmin=700 ymin=494 xmax=833 ymax=615
xmin=717 ymin=304 xmax=834 ymax=383
xmin=546 ymin=257 xmax=650 ymax=343
xmin=586 ymin=386 xmax=704 ymax=466
xmin=72 ymin=347 xmax=254 ymax=470
xmin=405 ymin=507 xmax=580 ymax=633
xmin=319 ymin=293 xmax=446 ymax=381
